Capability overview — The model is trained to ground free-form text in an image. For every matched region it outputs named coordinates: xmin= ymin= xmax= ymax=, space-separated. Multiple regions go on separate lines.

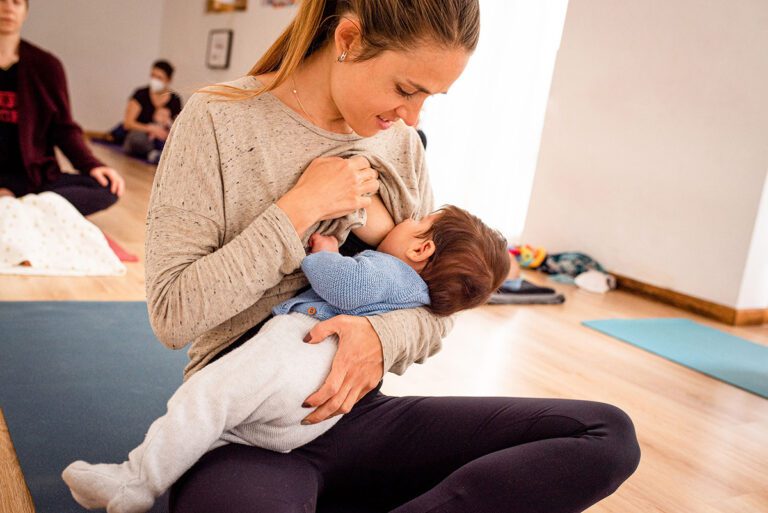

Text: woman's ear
xmin=334 ymin=15 xmax=362 ymax=59
xmin=407 ymin=239 xmax=436 ymax=263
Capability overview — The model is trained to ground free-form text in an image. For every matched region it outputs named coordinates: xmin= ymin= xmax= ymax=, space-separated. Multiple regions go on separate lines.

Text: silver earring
xmin=337 ymin=50 xmax=348 ymax=63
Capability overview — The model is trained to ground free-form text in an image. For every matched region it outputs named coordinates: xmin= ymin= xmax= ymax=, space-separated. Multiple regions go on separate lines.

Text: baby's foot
xmin=62 ymin=461 xmax=122 ymax=509
xmin=62 ymin=461 xmax=153 ymax=513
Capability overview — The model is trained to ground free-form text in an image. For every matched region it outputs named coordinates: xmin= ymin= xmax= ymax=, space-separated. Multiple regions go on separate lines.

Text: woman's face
xmin=0 ymin=0 xmax=27 ymax=36
xmin=330 ymin=44 xmax=470 ymax=137
xmin=150 ymin=67 xmax=170 ymax=92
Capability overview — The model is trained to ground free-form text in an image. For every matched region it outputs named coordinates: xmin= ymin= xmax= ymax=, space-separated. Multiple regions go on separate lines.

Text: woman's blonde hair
xmin=208 ymin=0 xmax=480 ymax=99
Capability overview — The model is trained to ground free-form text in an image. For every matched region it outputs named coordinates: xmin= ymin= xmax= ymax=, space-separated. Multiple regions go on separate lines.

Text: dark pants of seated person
xmin=41 ymin=173 xmax=118 ymax=216
xmin=123 ymin=129 xmax=165 ymax=159
xmin=169 ymin=382 xmax=641 ymax=513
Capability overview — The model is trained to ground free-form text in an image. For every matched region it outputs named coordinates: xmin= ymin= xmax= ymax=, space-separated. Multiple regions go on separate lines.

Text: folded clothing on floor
xmin=488 ymin=279 xmax=566 ymax=305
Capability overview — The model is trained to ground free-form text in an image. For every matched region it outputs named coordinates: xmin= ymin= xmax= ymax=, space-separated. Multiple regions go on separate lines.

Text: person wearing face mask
xmin=0 ymin=0 xmax=124 ymax=215
xmin=111 ymin=60 xmax=182 ymax=164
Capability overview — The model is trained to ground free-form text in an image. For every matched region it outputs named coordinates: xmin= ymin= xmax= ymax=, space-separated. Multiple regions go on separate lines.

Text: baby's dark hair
xmin=418 ymin=205 xmax=510 ymax=316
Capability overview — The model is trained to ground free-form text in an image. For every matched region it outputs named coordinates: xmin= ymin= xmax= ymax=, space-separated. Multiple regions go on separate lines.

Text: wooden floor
xmin=1 ymin=144 xmax=767 ymax=513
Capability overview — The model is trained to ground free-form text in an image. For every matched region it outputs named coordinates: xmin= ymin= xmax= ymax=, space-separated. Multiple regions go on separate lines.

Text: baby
xmin=62 ymin=198 xmax=510 ymax=513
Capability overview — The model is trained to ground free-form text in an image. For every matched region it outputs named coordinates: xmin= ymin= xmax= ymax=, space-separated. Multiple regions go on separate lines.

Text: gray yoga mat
xmin=0 ymin=301 xmax=187 ymax=512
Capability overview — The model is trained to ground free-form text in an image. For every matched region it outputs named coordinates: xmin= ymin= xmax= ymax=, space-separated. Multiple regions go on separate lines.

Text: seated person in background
xmin=0 ymin=0 xmax=124 ymax=215
xmin=111 ymin=60 xmax=182 ymax=164
xmin=62 ymin=199 xmax=511 ymax=513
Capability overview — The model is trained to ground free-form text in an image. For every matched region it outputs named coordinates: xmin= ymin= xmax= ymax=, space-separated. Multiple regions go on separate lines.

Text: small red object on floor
xmin=103 ymin=232 xmax=139 ymax=262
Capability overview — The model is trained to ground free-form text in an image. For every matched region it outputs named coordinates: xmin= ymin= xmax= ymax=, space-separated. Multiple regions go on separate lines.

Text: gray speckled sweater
xmin=145 ymin=76 xmax=454 ymax=379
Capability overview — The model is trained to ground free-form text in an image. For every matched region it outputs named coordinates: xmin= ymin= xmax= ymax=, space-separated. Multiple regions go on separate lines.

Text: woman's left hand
xmin=301 ymin=315 xmax=384 ymax=424
xmin=90 ymin=166 xmax=126 ymax=197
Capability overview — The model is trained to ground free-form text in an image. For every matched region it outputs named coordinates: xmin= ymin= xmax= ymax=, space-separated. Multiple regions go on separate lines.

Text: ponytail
xmin=248 ymin=0 xmax=337 ymax=90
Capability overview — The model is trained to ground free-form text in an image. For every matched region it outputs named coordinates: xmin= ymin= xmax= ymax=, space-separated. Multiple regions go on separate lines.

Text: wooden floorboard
xmin=0 ymin=409 xmax=35 ymax=513
xmin=1 ymin=143 xmax=767 ymax=512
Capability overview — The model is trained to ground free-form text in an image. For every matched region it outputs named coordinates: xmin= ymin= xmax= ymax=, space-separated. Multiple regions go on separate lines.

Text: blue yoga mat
xmin=0 ymin=301 xmax=188 ymax=513
xmin=583 ymin=318 xmax=768 ymax=398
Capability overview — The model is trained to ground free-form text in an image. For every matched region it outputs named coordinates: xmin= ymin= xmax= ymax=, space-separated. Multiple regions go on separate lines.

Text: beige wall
xmin=21 ymin=1 xmax=296 ymax=130
xmin=523 ymin=0 xmax=768 ymax=309
xmin=22 ymin=0 xmax=166 ymax=131
xmin=158 ymin=1 xmax=296 ymax=98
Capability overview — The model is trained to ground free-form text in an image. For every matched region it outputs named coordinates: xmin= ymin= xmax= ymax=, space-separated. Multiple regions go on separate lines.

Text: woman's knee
xmin=123 ymin=130 xmax=151 ymax=156
xmin=80 ymin=185 xmax=118 ymax=216
xmin=590 ymin=402 xmax=641 ymax=486
xmin=99 ymin=186 xmax=119 ymax=209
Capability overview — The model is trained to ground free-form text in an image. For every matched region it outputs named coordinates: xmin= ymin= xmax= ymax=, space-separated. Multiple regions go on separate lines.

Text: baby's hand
xmin=309 ymin=233 xmax=340 ymax=254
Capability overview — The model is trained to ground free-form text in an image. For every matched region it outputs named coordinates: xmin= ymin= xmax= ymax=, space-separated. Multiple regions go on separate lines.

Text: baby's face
xmin=153 ymin=108 xmax=171 ymax=124
xmin=377 ymin=211 xmax=440 ymax=261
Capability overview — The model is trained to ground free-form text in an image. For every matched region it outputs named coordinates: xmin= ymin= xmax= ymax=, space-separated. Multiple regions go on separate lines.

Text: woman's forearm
xmin=276 ymin=190 xmax=318 ymax=239
xmin=123 ymin=119 xmax=152 ymax=132
xmin=366 ymin=308 xmax=455 ymax=375
xmin=47 ymin=59 xmax=104 ymax=172
xmin=144 ymin=94 xmax=315 ymax=349
xmin=145 ymin=203 xmax=306 ymax=349
xmin=123 ymin=99 xmax=151 ymax=133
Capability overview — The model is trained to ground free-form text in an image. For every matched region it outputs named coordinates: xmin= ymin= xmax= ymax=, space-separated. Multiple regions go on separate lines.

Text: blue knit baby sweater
xmin=273 ymin=250 xmax=431 ymax=320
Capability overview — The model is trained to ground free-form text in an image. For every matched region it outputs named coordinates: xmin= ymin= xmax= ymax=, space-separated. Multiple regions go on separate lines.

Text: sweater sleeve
xmin=145 ymin=95 xmax=306 ymax=349
xmin=367 ymin=308 xmax=455 ymax=375
xmin=301 ymin=252 xmax=393 ymax=310
xmin=47 ymin=56 xmax=104 ymax=173
xmin=365 ymin=130 xmax=453 ymax=375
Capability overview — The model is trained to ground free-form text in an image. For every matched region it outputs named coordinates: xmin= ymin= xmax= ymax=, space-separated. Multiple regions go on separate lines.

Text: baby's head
xmin=377 ymin=205 xmax=510 ymax=316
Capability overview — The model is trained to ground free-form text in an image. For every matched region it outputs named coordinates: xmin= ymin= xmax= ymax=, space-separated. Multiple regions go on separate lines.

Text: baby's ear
xmin=410 ymin=239 xmax=436 ymax=262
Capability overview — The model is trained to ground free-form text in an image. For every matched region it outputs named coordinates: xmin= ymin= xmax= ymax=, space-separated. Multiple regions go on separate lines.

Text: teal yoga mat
xmin=583 ymin=318 xmax=768 ymax=398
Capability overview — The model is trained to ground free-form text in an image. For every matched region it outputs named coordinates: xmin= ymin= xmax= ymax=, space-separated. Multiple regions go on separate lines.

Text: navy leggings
xmin=169 ymin=382 xmax=640 ymax=512
xmin=41 ymin=173 xmax=118 ymax=216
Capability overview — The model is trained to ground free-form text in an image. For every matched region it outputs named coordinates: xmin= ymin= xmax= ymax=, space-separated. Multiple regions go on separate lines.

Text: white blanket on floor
xmin=0 ymin=192 xmax=126 ymax=276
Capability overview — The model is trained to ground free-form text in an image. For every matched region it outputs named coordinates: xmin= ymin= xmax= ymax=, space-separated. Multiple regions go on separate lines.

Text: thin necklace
xmin=291 ymin=74 xmax=318 ymax=125
xmin=290 ymin=74 xmax=354 ymax=134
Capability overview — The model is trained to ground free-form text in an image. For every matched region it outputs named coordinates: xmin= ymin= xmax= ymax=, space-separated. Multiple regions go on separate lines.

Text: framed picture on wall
xmin=206 ymin=29 xmax=233 ymax=69
xmin=207 ymin=0 xmax=247 ymax=12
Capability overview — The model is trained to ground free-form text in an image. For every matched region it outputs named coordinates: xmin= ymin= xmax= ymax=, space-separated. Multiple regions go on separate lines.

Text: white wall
xmin=523 ymin=0 xmax=768 ymax=309
xmin=22 ymin=0 xmax=165 ymax=131
xmin=158 ymin=1 xmax=296 ymax=98
xmin=737 ymin=173 xmax=768 ymax=309
xmin=421 ymin=0 xmax=568 ymax=241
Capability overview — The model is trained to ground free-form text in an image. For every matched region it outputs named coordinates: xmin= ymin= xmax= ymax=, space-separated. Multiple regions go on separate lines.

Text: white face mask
xmin=149 ymin=78 xmax=166 ymax=93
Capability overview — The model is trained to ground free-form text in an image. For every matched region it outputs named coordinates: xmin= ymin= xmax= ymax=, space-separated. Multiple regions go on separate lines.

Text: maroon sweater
xmin=16 ymin=40 xmax=103 ymax=190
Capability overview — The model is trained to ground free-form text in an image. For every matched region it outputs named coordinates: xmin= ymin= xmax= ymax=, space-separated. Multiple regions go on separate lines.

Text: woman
xmin=112 ymin=59 xmax=183 ymax=164
xmin=0 ymin=0 xmax=125 ymax=215
xmin=145 ymin=1 xmax=640 ymax=511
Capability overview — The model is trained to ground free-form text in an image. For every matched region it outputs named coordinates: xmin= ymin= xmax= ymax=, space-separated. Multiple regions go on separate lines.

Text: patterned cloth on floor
xmin=539 ymin=252 xmax=606 ymax=284
xmin=0 ymin=192 xmax=126 ymax=276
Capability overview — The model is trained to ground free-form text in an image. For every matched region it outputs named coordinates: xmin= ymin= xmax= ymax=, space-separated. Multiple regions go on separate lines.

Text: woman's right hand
xmin=276 ymin=156 xmax=379 ymax=238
